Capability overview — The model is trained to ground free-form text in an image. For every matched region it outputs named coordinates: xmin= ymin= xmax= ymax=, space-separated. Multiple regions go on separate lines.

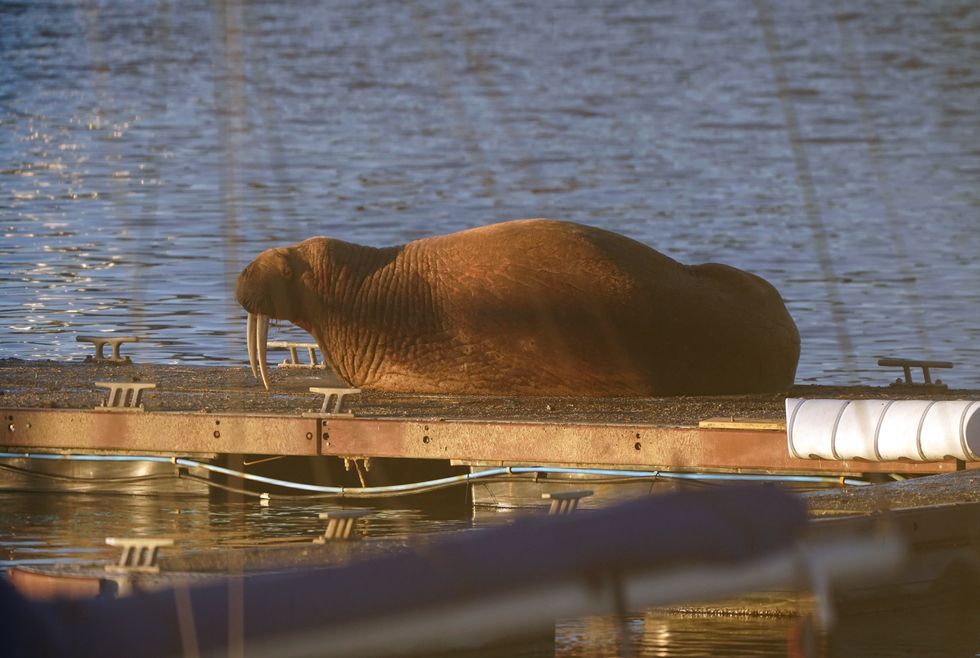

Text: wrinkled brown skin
xmin=236 ymin=219 xmax=800 ymax=396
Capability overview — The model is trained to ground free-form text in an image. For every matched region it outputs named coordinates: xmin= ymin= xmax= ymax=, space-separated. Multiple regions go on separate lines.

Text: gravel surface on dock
xmin=2 ymin=359 xmax=977 ymax=427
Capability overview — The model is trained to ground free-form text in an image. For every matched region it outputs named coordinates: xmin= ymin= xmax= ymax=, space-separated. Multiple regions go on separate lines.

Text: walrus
xmin=236 ymin=219 xmax=800 ymax=396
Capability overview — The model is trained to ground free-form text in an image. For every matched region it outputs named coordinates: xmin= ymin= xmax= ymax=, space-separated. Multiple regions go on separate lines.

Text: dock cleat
xmin=268 ymin=341 xmax=325 ymax=368
xmin=95 ymin=381 xmax=156 ymax=411
xmin=76 ymin=335 xmax=140 ymax=364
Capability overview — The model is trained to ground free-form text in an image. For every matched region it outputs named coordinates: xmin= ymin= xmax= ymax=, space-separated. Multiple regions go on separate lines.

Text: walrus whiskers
xmin=246 ymin=312 xmax=271 ymax=390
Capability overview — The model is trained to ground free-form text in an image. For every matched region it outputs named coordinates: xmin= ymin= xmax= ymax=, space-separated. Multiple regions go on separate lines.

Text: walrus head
xmin=236 ymin=242 xmax=327 ymax=389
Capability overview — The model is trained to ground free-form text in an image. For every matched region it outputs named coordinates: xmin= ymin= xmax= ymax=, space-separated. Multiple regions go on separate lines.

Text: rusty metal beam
xmin=319 ymin=417 xmax=973 ymax=475
xmin=1 ymin=409 xmax=319 ymax=456
xmin=1 ymin=408 xmax=975 ymax=475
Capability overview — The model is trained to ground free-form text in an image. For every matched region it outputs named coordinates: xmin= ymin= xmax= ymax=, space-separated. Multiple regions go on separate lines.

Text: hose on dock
xmin=0 ymin=452 xmax=870 ymax=499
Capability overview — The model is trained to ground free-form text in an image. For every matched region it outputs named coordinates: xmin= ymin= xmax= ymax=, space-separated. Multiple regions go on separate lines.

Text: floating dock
xmin=3 ymin=358 xmax=978 ymax=653
xmin=1 ymin=358 xmax=978 ymax=505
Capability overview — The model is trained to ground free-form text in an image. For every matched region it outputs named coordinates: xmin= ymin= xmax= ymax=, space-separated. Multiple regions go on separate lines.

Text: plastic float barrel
xmin=786 ymin=399 xmax=980 ymax=462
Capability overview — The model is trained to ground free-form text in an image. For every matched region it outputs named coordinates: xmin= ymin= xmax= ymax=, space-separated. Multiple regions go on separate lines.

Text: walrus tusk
xmin=256 ymin=313 xmax=270 ymax=390
xmin=246 ymin=312 xmax=258 ymax=378
xmin=246 ymin=312 xmax=271 ymax=390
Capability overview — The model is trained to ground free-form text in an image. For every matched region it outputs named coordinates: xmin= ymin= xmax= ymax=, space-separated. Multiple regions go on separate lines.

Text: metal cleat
xmin=96 ymin=381 xmax=157 ymax=411
xmin=105 ymin=537 xmax=174 ymax=573
xmin=307 ymin=387 xmax=361 ymax=416
xmin=268 ymin=341 xmax=326 ymax=369
xmin=542 ymin=490 xmax=593 ymax=515
xmin=314 ymin=510 xmax=370 ymax=543
xmin=877 ymin=357 xmax=952 ymax=390
xmin=77 ymin=335 xmax=140 ymax=363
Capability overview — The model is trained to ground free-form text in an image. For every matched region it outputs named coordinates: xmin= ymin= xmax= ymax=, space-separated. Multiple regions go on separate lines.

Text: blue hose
xmin=0 ymin=451 xmax=870 ymax=496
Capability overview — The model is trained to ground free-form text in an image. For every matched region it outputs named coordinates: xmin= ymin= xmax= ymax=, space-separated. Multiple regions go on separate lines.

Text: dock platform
xmin=2 ymin=359 xmax=977 ymax=483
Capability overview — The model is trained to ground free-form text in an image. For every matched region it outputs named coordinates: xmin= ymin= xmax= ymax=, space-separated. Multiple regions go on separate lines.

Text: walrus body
xmin=237 ymin=219 xmax=799 ymax=396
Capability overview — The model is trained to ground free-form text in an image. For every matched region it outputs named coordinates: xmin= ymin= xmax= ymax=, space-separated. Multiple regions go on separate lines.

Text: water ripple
xmin=0 ymin=0 xmax=977 ymax=385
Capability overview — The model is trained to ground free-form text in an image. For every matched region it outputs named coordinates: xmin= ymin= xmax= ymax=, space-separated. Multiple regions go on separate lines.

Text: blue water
xmin=2 ymin=0 xmax=979 ymax=387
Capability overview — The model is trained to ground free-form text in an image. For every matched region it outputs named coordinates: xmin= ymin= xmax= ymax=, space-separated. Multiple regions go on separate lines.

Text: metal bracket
xmin=314 ymin=510 xmax=370 ymax=543
xmin=268 ymin=341 xmax=326 ymax=369
xmin=342 ymin=457 xmax=371 ymax=473
xmin=105 ymin=537 xmax=174 ymax=573
xmin=542 ymin=490 xmax=593 ymax=515
xmin=96 ymin=381 xmax=157 ymax=411
xmin=305 ymin=387 xmax=361 ymax=417
xmin=877 ymin=357 xmax=952 ymax=390
xmin=77 ymin=335 xmax=140 ymax=363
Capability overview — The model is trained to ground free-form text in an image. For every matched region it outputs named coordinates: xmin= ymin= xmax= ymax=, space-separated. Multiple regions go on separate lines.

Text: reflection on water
xmin=559 ymin=606 xmax=980 ymax=657
xmin=0 ymin=491 xmax=470 ymax=569
xmin=1 ymin=0 xmax=978 ymax=385
xmin=2 ymin=491 xmax=979 ymax=657
xmin=558 ymin=613 xmax=797 ymax=657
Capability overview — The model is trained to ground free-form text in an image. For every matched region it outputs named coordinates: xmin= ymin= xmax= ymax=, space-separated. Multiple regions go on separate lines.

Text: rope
xmin=754 ymin=0 xmax=857 ymax=374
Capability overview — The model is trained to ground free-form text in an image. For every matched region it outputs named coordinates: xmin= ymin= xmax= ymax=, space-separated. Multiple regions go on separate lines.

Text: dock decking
xmin=2 ymin=359 xmax=977 ymax=476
